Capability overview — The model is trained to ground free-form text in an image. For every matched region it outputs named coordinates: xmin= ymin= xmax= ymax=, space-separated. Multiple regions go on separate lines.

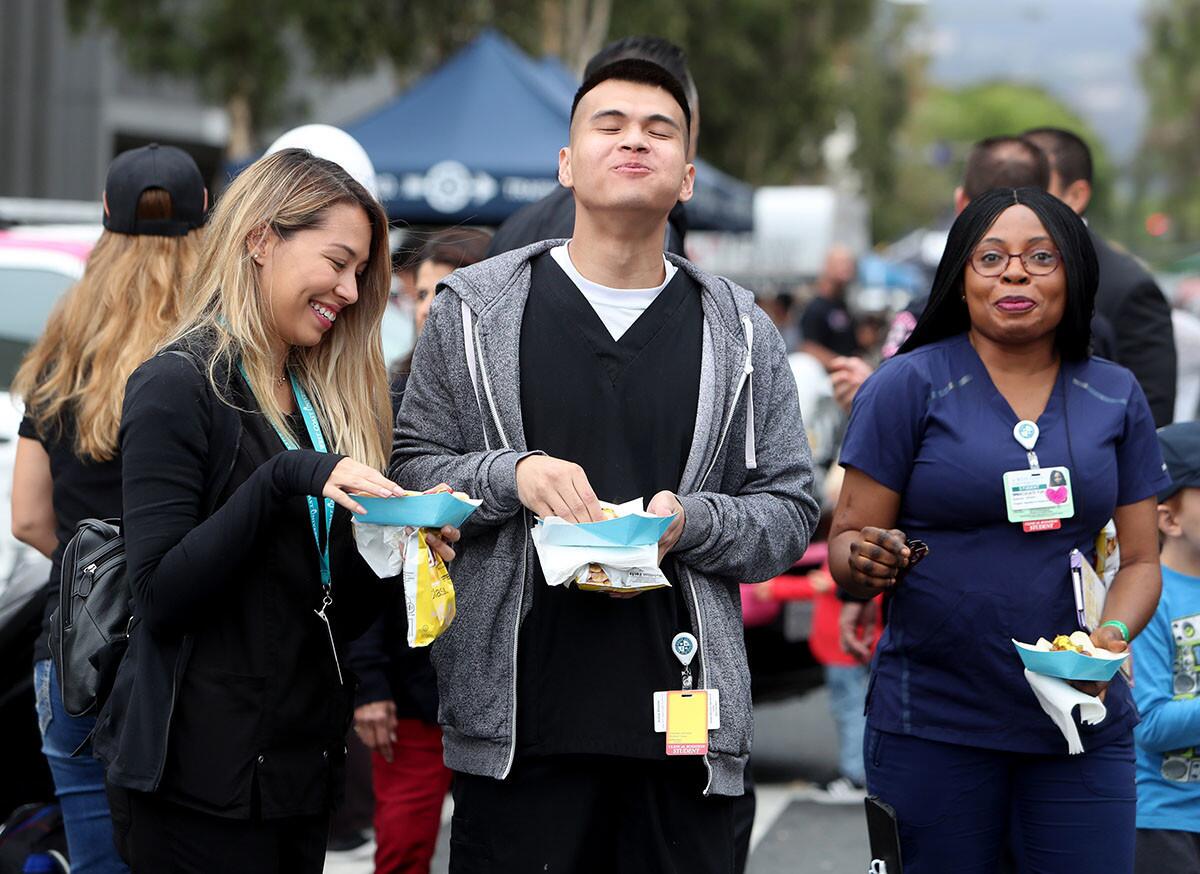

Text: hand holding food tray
xmin=1012 ymin=631 xmax=1128 ymax=682
xmin=356 ymin=490 xmax=481 ymax=529
xmin=531 ymin=498 xmax=677 ymax=593
xmin=351 ymin=487 xmax=482 ymax=647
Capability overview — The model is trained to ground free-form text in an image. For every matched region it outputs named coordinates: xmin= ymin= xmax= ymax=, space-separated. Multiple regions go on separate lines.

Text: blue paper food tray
xmin=1013 ymin=640 xmax=1127 ymax=682
xmin=537 ymin=513 xmax=675 ymax=547
xmin=356 ymin=494 xmax=478 ymax=529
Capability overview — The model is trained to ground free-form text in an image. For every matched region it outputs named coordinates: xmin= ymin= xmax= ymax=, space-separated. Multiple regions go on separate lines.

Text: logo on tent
xmin=397 ymin=161 xmax=498 ymax=214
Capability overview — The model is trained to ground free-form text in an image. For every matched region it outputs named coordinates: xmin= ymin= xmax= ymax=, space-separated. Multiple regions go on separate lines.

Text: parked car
xmin=0 ymin=228 xmax=94 ymax=817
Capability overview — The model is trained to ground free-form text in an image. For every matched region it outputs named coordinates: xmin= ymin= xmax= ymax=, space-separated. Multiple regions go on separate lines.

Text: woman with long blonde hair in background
xmin=11 ymin=143 xmax=207 ymax=874
xmin=92 ymin=148 xmax=459 ymax=873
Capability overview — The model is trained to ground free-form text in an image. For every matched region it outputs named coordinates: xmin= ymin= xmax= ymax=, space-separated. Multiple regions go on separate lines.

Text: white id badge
xmin=1002 ymin=466 xmax=1075 ymax=531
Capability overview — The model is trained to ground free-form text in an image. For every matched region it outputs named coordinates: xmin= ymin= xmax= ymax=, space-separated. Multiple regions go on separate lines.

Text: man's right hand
xmin=515 ymin=455 xmax=605 ymax=522
xmin=354 ymin=700 xmax=397 ymax=762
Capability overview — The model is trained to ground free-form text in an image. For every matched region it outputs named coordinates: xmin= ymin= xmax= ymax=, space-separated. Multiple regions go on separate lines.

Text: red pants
xmin=372 ymin=718 xmax=453 ymax=874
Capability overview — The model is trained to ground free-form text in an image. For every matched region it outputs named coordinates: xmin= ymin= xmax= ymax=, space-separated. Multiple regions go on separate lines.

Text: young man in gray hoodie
xmin=392 ymin=58 xmax=818 ymax=873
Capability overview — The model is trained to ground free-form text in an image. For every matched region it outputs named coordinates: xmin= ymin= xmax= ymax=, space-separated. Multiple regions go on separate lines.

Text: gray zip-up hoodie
xmin=390 ymin=240 xmax=818 ymax=796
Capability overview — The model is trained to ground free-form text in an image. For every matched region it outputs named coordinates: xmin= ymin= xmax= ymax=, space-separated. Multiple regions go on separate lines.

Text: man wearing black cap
xmin=1131 ymin=421 xmax=1200 ymax=872
xmin=1023 ymin=127 xmax=1177 ymax=426
xmin=103 ymin=143 xmax=208 ymax=236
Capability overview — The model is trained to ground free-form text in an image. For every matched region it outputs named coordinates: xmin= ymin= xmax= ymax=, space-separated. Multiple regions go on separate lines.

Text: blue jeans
xmin=34 ymin=659 xmax=128 ymax=874
xmin=824 ymin=664 xmax=869 ymax=785
xmin=865 ymin=727 xmax=1136 ymax=873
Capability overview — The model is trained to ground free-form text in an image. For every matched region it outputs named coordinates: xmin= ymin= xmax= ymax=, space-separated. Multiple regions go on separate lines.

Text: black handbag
xmin=48 ymin=518 xmax=130 ymax=718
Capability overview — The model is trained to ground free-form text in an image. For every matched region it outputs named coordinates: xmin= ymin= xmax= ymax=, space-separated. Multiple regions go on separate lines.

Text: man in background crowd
xmin=1023 ymin=126 xmax=1177 ymax=426
xmin=800 ymin=246 xmax=860 ymax=367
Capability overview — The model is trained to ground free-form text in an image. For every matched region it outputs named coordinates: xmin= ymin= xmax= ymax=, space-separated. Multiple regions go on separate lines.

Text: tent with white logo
xmin=344 ymin=30 xmax=753 ymax=230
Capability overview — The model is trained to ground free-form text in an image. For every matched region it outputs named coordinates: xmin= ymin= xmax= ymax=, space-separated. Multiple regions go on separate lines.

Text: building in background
xmin=0 ymin=0 xmax=394 ymax=202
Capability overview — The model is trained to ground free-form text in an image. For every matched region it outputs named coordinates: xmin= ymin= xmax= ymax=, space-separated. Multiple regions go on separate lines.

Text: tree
xmin=840 ymin=2 xmax=923 ymax=243
xmin=66 ymin=0 xmax=388 ymax=159
xmin=1138 ymin=0 xmax=1200 ymax=242
xmin=604 ymin=0 xmax=876 ymax=184
xmin=70 ymin=0 xmax=907 ymax=202
xmin=879 ymin=81 xmax=1112 ymax=242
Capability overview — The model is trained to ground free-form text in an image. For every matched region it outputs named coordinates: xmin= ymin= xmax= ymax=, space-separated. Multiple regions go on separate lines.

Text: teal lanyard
xmin=239 ymin=364 xmax=334 ymax=591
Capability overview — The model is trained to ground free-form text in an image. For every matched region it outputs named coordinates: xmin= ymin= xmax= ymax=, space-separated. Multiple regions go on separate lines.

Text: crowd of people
xmin=7 ymin=29 xmax=1200 ymax=874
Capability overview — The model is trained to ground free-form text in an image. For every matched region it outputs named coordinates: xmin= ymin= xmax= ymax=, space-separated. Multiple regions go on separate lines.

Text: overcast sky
xmin=917 ymin=0 xmax=1147 ymax=163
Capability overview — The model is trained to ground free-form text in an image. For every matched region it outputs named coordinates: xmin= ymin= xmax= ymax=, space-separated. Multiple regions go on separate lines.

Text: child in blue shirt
xmin=1133 ymin=421 xmax=1200 ymax=872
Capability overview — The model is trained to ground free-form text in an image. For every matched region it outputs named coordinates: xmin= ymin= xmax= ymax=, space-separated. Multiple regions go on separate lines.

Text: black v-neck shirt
xmin=517 ymin=252 xmax=703 ymax=759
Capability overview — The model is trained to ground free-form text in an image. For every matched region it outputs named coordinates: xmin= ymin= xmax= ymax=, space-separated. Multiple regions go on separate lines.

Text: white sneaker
xmin=812 ymin=776 xmax=867 ymax=805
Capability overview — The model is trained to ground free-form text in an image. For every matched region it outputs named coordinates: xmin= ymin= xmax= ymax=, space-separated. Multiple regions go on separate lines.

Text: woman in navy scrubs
xmin=830 ymin=187 xmax=1169 ymax=873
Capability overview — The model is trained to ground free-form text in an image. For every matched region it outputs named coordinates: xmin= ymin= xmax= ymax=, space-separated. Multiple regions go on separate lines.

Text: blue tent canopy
xmin=344 ymin=30 xmax=752 ymax=231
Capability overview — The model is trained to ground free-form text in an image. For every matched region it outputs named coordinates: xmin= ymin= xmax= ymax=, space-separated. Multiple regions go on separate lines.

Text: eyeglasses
xmin=969 ymin=246 xmax=1061 ymax=278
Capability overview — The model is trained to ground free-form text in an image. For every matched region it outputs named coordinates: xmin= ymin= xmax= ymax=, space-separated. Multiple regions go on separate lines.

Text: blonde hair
xmin=13 ymin=189 xmax=202 ymax=461
xmin=171 ymin=148 xmax=392 ymax=470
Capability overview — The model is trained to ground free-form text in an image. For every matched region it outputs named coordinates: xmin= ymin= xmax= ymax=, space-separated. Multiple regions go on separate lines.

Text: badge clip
xmin=672 ymin=632 xmax=697 ymax=691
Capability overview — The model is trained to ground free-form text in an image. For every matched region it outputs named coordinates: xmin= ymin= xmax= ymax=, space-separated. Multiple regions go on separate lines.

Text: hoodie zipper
xmin=698 ymin=319 xmax=756 ymax=490
xmin=688 ymin=316 xmax=755 ymax=795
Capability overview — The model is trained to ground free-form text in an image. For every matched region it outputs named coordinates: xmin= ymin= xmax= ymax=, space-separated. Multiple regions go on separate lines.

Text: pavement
xmin=326 ymin=686 xmax=872 ymax=874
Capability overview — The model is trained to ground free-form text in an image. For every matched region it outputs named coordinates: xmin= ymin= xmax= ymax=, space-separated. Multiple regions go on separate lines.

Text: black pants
xmin=1135 ymin=828 xmax=1200 ymax=874
xmin=450 ymin=754 xmax=737 ymax=874
xmin=111 ymin=787 xmax=328 ymax=873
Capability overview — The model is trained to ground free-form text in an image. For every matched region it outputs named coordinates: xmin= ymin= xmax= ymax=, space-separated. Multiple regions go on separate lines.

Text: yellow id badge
xmin=665 ymin=690 xmax=709 ymax=756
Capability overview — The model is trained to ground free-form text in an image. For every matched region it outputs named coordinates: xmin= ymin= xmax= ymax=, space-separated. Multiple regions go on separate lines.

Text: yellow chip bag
xmin=404 ymin=528 xmax=456 ymax=647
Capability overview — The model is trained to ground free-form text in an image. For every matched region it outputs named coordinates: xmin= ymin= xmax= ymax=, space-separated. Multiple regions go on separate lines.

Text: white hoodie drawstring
xmin=741 ymin=315 xmax=757 ymax=470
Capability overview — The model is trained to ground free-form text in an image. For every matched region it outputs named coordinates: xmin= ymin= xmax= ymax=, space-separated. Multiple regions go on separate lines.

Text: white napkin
xmin=351 ymin=521 xmax=408 ymax=578
xmin=1022 ymin=668 xmax=1107 ymax=754
xmin=529 ymin=529 xmax=669 ymax=590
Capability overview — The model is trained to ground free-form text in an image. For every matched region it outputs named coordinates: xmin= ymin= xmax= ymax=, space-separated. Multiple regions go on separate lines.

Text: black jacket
xmin=94 ymin=346 xmax=386 ymax=814
xmin=1090 ymin=230 xmax=1177 ymax=426
xmin=487 ymin=186 xmax=688 ymax=258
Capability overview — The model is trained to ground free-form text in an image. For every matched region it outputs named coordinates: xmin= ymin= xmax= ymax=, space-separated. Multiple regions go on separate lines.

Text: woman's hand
xmin=418 ymin=484 xmax=463 ymax=562
xmin=1069 ymin=624 xmax=1129 ymax=702
xmin=323 ymin=458 xmax=405 ymax=514
xmin=353 ymin=699 xmax=398 ymax=762
xmin=847 ymin=527 xmax=911 ymax=591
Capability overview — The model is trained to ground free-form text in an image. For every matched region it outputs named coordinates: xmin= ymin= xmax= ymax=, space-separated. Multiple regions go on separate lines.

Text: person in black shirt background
xmin=92 ymin=149 xmax=459 ymax=874
xmin=11 ymin=143 xmax=207 ymax=874
xmin=349 ymin=225 xmax=491 ymax=874
xmin=800 ymin=245 xmax=860 ymax=366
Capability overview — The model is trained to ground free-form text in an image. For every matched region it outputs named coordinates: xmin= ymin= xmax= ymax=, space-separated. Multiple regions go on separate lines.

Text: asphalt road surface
xmin=326 ymin=686 xmax=872 ymax=874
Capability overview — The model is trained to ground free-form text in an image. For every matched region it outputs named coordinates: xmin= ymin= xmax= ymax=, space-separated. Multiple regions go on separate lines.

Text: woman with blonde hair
xmin=92 ymin=148 xmax=459 ymax=872
xmin=11 ymin=142 xmax=207 ymax=874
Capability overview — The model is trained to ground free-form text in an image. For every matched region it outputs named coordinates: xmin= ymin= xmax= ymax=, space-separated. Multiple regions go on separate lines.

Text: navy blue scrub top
xmin=841 ymin=334 xmax=1170 ymax=753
